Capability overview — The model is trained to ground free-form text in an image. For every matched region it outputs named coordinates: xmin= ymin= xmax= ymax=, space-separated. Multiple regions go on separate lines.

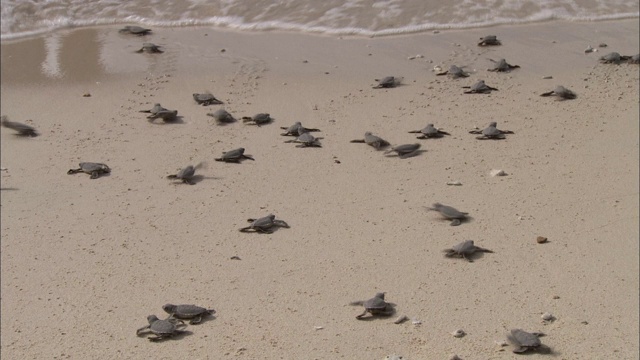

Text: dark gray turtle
xmin=443 ymin=240 xmax=493 ymax=262
xmin=239 ymin=214 xmax=290 ymax=234
xmin=136 ymin=315 xmax=186 ymax=342
xmin=147 ymin=109 xmax=178 ymax=123
xmin=540 ymin=85 xmax=576 ymax=100
xmin=629 ymin=53 xmax=640 ymax=64
xmin=468 ymin=121 xmax=514 ymax=140
xmin=384 ymin=143 xmax=421 ymax=158
xmin=436 ymin=65 xmax=470 ymax=78
xmin=488 ymin=58 xmax=520 ymax=72
xmin=507 ymin=329 xmax=549 ymax=354
xmin=463 ymin=80 xmax=498 ymax=94
xmin=478 ymin=35 xmax=501 ymax=46
xmin=67 ymin=162 xmax=111 ymax=179
xmin=119 ymin=25 xmax=152 ymax=35
xmin=280 ymin=121 xmax=320 ymax=136
xmin=214 ymin=147 xmax=254 ymax=162
xmin=193 ymin=92 xmax=223 ymax=106
xmin=206 ymin=109 xmax=236 ymax=124
xmin=373 ymin=76 xmax=403 ymax=88
xmin=242 ymin=113 xmax=272 ymax=126
xmin=136 ymin=43 xmax=163 ymax=54
xmin=426 ymin=203 xmax=468 ymax=226
xmin=162 ymin=304 xmax=216 ymax=325
xmin=599 ymin=52 xmax=630 ymax=64
xmin=408 ymin=124 xmax=450 ymax=139
xmin=166 ymin=163 xmax=204 ymax=185
xmin=1 ymin=116 xmax=38 ymax=137
xmin=139 ymin=103 xmax=168 ymax=115
xmin=350 ymin=131 xmax=390 ymax=150
xmin=350 ymin=292 xmax=394 ymax=319
xmin=284 ymin=131 xmax=323 ymax=147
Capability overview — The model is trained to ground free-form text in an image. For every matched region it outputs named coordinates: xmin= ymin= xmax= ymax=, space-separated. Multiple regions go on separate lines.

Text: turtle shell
xmin=163 ymin=304 xmax=212 ymax=318
xmin=80 ymin=162 xmax=110 ymax=173
xmin=148 ymin=316 xmax=177 ymax=335
xmin=363 ymin=293 xmax=388 ymax=311
xmin=508 ymin=329 xmax=542 ymax=349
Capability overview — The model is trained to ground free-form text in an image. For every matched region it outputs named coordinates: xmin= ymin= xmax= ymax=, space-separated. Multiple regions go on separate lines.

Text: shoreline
xmin=2 ymin=18 xmax=638 ymax=359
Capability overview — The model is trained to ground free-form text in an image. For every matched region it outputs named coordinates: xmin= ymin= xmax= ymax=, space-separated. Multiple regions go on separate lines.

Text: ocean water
xmin=1 ymin=0 xmax=638 ymax=40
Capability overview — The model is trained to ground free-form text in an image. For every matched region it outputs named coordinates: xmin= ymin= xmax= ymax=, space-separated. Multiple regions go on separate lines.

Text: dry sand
xmin=1 ymin=19 xmax=638 ymax=359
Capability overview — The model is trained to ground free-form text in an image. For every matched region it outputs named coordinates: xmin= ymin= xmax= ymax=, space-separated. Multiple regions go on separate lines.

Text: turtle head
xmin=147 ymin=315 xmax=160 ymax=324
xmin=374 ymin=292 xmax=385 ymax=300
xmin=162 ymin=304 xmax=177 ymax=314
xmin=488 ymin=121 xmax=497 ymax=127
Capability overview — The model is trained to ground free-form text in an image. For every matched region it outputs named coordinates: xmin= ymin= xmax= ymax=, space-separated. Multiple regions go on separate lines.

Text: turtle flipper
xmin=355 ymin=309 xmax=369 ymax=319
xmin=450 ymin=219 xmax=462 ymax=226
xmin=273 ymin=220 xmax=290 ymax=228
xmin=242 ymin=155 xmax=255 ymax=161
xmin=67 ymin=168 xmax=81 ymax=175
xmin=349 ymin=139 xmax=365 ymax=143
xmin=136 ymin=325 xmax=151 ymax=336
xmin=90 ymin=171 xmax=100 ymax=179
xmin=238 ymin=226 xmax=253 ymax=232
xmin=540 ymin=91 xmax=555 ymax=97
xmin=189 ymin=316 xmax=202 ymax=325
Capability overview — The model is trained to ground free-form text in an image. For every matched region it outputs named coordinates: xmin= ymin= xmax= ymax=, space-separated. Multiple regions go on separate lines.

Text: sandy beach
xmin=1 ymin=19 xmax=638 ymax=359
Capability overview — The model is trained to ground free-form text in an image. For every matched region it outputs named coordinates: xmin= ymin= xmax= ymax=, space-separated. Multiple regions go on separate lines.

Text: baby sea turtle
xmin=373 ymin=76 xmax=403 ymax=88
xmin=193 ymin=92 xmax=223 ymax=106
xmin=463 ymin=80 xmax=498 ymax=94
xmin=599 ymin=52 xmax=630 ymax=64
xmin=166 ymin=163 xmax=204 ymax=185
xmin=350 ymin=292 xmax=394 ymax=319
xmin=488 ymin=58 xmax=520 ymax=72
xmin=67 ymin=162 xmax=111 ymax=179
xmin=384 ymin=143 xmax=422 ymax=158
xmin=284 ymin=131 xmax=323 ymax=147
xmin=1 ymin=116 xmax=38 ymax=137
xmin=239 ymin=214 xmax=290 ymax=234
xmin=443 ymin=240 xmax=493 ymax=262
xmin=629 ymin=53 xmax=640 ymax=64
xmin=540 ymin=85 xmax=576 ymax=100
xmin=214 ymin=148 xmax=254 ymax=162
xmin=136 ymin=315 xmax=186 ymax=342
xmin=350 ymin=131 xmax=390 ymax=150
xmin=280 ymin=121 xmax=320 ymax=136
xmin=119 ymin=25 xmax=152 ymax=35
xmin=136 ymin=43 xmax=163 ymax=54
xmin=408 ymin=124 xmax=450 ymax=139
xmin=478 ymin=35 xmax=501 ymax=46
xmin=242 ymin=113 xmax=273 ymax=126
xmin=206 ymin=109 xmax=236 ymax=124
xmin=469 ymin=122 xmax=514 ymax=140
xmin=436 ymin=65 xmax=470 ymax=78
xmin=507 ymin=329 xmax=548 ymax=354
xmin=139 ymin=103 xmax=168 ymax=115
xmin=426 ymin=203 xmax=468 ymax=226
xmin=147 ymin=109 xmax=178 ymax=123
xmin=162 ymin=304 xmax=216 ymax=325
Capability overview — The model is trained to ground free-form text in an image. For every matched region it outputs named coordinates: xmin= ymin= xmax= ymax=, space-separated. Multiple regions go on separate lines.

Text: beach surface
xmin=1 ymin=19 xmax=638 ymax=359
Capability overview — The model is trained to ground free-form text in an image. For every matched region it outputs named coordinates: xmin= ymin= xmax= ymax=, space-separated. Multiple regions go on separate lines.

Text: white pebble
xmin=411 ymin=318 xmax=422 ymax=326
xmin=451 ymin=329 xmax=466 ymax=338
xmin=542 ymin=312 xmax=555 ymax=322
xmin=490 ymin=169 xmax=507 ymax=177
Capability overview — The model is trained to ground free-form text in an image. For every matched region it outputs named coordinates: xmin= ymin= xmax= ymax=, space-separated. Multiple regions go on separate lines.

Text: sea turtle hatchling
xmin=67 ymin=162 xmax=111 ymax=179
xmin=119 ymin=25 xmax=152 ymax=35
xmin=463 ymin=80 xmax=498 ymax=94
xmin=139 ymin=103 xmax=168 ymax=115
xmin=284 ymin=131 xmax=323 ymax=147
xmin=436 ymin=65 xmax=470 ymax=78
xmin=425 ymin=203 xmax=468 ymax=226
xmin=540 ymin=85 xmax=576 ymax=100
xmin=1 ymin=116 xmax=38 ymax=137
xmin=629 ymin=53 xmax=640 ymax=64
xmin=193 ymin=92 xmax=223 ymax=106
xmin=487 ymin=58 xmax=520 ymax=72
xmin=350 ymin=292 xmax=394 ymax=319
xmin=280 ymin=121 xmax=321 ymax=136
xmin=408 ymin=124 xmax=450 ymax=139
xmin=239 ymin=214 xmax=290 ymax=234
xmin=468 ymin=122 xmax=514 ymax=140
xmin=214 ymin=148 xmax=254 ymax=162
xmin=242 ymin=113 xmax=273 ymax=126
xmin=162 ymin=304 xmax=216 ymax=325
xmin=206 ymin=109 xmax=236 ymax=124
xmin=136 ymin=43 xmax=164 ymax=54
xmin=599 ymin=52 xmax=631 ymax=64
xmin=166 ymin=163 xmax=204 ymax=185
xmin=507 ymin=329 xmax=549 ymax=354
xmin=350 ymin=131 xmax=390 ymax=150
xmin=443 ymin=240 xmax=493 ymax=262
xmin=136 ymin=315 xmax=186 ymax=342
xmin=384 ymin=143 xmax=422 ymax=158
xmin=478 ymin=35 xmax=501 ymax=46
xmin=146 ymin=109 xmax=178 ymax=123
xmin=373 ymin=76 xmax=403 ymax=88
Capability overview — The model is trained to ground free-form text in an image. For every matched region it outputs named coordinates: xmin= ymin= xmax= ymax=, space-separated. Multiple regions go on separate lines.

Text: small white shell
xmin=411 ymin=318 xmax=422 ymax=326
xmin=490 ymin=169 xmax=507 ymax=177
xmin=446 ymin=181 xmax=462 ymax=186
xmin=433 ymin=65 xmax=443 ymax=72
xmin=394 ymin=315 xmax=409 ymax=324
xmin=495 ymin=339 xmax=508 ymax=347
xmin=585 ymin=45 xmax=595 ymax=53
xmin=314 ymin=326 xmax=324 ymax=330
xmin=542 ymin=312 xmax=556 ymax=322
xmin=451 ymin=329 xmax=466 ymax=338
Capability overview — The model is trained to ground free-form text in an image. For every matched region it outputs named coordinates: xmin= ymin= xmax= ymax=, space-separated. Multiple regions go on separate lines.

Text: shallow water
xmin=1 ymin=0 xmax=638 ymax=40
